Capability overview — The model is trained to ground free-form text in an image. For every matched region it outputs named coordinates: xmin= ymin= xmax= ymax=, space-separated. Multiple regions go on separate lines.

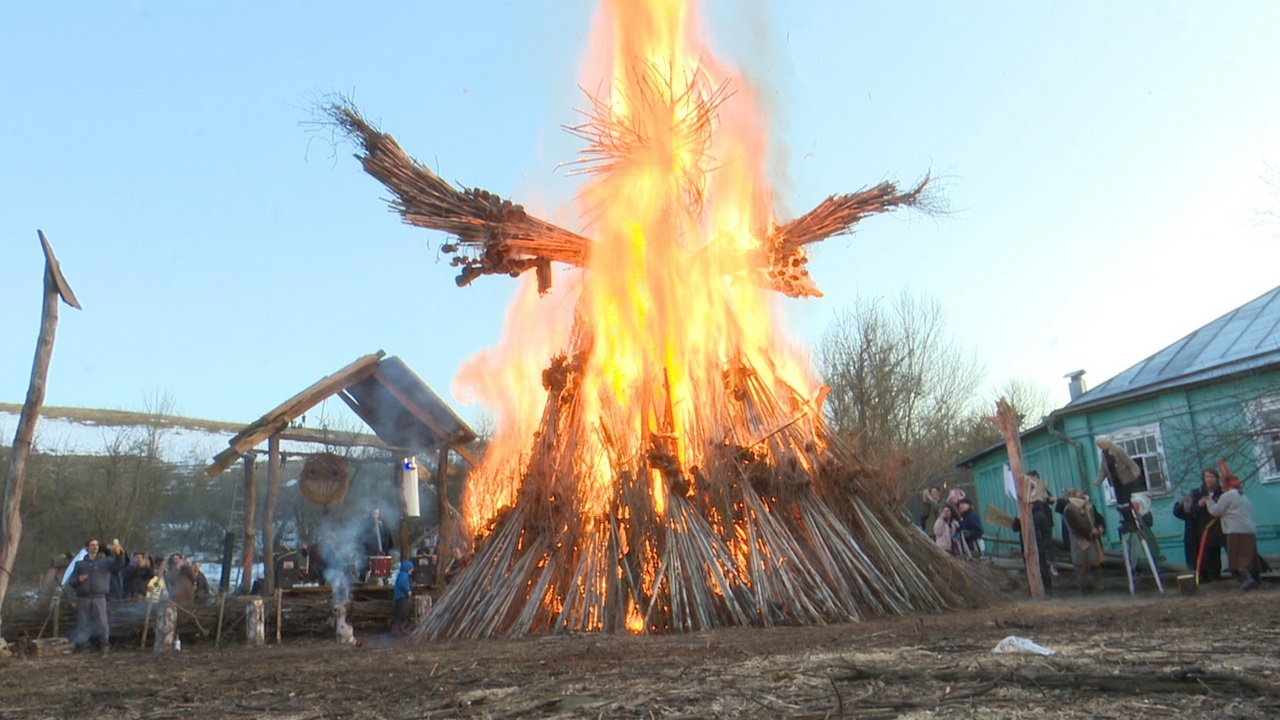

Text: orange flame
xmin=459 ymin=0 xmax=816 ymax=543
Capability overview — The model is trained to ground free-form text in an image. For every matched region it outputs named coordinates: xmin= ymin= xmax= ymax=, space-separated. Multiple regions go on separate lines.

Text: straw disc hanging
xmin=299 ymin=453 xmax=349 ymax=506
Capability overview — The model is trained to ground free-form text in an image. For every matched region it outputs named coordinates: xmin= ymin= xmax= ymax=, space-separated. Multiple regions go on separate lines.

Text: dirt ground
xmin=2 ymin=575 xmax=1278 ymax=719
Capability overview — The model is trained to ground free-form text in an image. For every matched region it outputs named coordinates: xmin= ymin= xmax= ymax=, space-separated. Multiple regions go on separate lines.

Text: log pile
xmin=1 ymin=592 xmax=398 ymax=648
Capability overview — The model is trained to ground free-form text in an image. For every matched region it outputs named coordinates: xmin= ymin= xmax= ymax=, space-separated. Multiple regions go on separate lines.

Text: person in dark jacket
xmin=68 ymin=538 xmax=116 ymax=652
xmin=956 ymin=499 xmax=984 ymax=558
xmin=1053 ymin=489 xmax=1106 ymax=592
xmin=1173 ymin=468 xmax=1224 ymax=581
xmin=192 ymin=562 xmax=212 ymax=604
xmin=121 ymin=551 xmax=155 ymax=599
xmin=392 ymin=559 xmax=415 ymax=634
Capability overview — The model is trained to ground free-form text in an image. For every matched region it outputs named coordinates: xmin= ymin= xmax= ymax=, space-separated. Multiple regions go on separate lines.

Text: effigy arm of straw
xmin=762 ymin=178 xmax=929 ymax=298
xmin=326 ymin=102 xmax=591 ymax=292
xmin=329 ymin=100 xmax=927 ymax=298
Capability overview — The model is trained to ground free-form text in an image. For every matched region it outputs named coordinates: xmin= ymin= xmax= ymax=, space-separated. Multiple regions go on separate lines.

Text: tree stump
xmin=1177 ymin=574 xmax=1198 ymax=596
xmin=153 ymin=603 xmax=179 ymax=651
xmin=334 ymin=603 xmax=357 ymax=645
xmin=246 ymin=597 xmax=265 ymax=646
xmin=414 ymin=595 xmax=433 ymax=623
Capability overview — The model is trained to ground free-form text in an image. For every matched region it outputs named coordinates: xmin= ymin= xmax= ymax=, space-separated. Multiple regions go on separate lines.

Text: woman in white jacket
xmin=1205 ymin=475 xmax=1262 ymax=591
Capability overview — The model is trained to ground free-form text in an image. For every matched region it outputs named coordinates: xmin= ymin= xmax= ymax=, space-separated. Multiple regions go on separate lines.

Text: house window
xmin=1246 ymin=396 xmax=1280 ymax=483
xmin=1098 ymin=424 xmax=1170 ymax=502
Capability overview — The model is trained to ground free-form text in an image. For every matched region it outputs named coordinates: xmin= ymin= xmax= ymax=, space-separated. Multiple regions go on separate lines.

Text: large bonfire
xmin=331 ymin=0 xmax=988 ymax=639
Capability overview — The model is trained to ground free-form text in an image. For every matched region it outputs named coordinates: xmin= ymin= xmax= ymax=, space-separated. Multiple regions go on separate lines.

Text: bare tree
xmin=989 ymin=377 xmax=1055 ymax=430
xmin=817 ymin=292 xmax=985 ymax=493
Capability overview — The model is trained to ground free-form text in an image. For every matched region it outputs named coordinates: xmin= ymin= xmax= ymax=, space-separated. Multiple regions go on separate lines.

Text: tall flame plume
xmin=329 ymin=0 xmax=986 ymax=639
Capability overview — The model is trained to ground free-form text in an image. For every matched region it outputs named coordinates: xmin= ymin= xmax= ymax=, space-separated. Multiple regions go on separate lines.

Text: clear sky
xmin=3 ymin=2 xmax=1278 ymax=433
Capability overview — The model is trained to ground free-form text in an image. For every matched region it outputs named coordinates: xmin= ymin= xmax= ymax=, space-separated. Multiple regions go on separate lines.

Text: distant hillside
xmin=0 ymin=403 xmax=244 ymax=435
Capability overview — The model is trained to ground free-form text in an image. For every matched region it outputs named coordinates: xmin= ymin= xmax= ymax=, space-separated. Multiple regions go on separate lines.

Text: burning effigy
xmin=330 ymin=0 xmax=989 ymax=639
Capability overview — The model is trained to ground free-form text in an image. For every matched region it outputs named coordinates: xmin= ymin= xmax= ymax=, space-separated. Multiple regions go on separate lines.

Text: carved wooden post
xmin=989 ymin=398 xmax=1045 ymax=600
xmin=0 ymin=231 xmax=80 ymax=637
xmin=246 ymin=597 xmax=265 ymax=646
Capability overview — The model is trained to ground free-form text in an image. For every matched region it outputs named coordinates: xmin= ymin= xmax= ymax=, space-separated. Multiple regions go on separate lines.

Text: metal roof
xmin=1063 ymin=284 xmax=1280 ymax=413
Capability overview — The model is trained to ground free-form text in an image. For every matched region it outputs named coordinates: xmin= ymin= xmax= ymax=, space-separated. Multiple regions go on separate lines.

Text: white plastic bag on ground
xmin=992 ymin=635 xmax=1057 ymax=656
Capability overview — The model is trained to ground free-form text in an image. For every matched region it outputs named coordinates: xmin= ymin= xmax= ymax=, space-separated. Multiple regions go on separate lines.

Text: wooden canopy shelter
xmin=203 ymin=350 xmax=476 ymax=593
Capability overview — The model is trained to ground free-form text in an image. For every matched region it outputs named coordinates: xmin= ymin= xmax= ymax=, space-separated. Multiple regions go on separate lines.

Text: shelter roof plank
xmin=205 ymin=352 xmax=477 ymax=477
xmin=205 ymin=352 xmax=385 ymax=476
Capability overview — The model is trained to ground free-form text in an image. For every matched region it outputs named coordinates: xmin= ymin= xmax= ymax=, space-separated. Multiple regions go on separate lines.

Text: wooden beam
xmin=336 ymin=388 xmax=380 ymax=430
xmin=272 ymin=425 xmax=391 ymax=451
xmin=205 ymin=351 xmax=385 ymax=477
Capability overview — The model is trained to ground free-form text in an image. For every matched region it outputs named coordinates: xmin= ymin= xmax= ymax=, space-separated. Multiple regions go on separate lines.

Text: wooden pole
xmin=397 ymin=459 xmax=410 ymax=562
xmin=274 ymin=587 xmax=283 ymax=643
xmin=215 ymin=593 xmax=227 ymax=645
xmin=0 ymin=231 xmax=80 ymax=637
xmin=989 ymin=398 xmax=1045 ymax=600
xmin=140 ymin=600 xmax=154 ymax=648
xmin=262 ymin=435 xmax=282 ymax=595
xmin=434 ymin=446 xmax=450 ymax=588
xmin=239 ymin=454 xmax=258 ymax=594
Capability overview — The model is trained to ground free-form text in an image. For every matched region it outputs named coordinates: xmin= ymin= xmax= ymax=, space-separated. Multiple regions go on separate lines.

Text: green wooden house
xmin=957 ymin=285 xmax=1280 ymax=567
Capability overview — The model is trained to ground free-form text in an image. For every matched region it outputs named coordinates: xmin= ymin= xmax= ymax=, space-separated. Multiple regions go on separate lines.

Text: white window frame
xmin=1245 ymin=395 xmax=1280 ymax=484
xmin=1098 ymin=423 xmax=1171 ymax=503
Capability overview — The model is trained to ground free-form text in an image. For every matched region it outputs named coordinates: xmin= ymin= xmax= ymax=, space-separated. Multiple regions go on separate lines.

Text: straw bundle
xmin=327 ymin=104 xmax=589 ymax=292
xmin=763 ymin=179 xmax=929 ymax=298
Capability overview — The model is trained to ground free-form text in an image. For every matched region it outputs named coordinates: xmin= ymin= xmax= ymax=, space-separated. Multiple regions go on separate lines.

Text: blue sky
xmin=3 ymin=2 xmax=1278 ymax=432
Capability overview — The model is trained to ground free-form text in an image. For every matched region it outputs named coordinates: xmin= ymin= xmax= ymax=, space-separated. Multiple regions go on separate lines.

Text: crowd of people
xmin=919 ymin=438 xmax=1269 ymax=597
xmin=920 ymin=487 xmax=985 ymax=559
xmin=1174 ymin=465 xmax=1269 ymax=590
xmin=54 ymin=538 xmax=212 ymax=653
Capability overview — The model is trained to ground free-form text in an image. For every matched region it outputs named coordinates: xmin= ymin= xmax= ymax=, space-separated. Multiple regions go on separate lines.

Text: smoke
xmin=312 ymin=479 xmax=402 ymax=604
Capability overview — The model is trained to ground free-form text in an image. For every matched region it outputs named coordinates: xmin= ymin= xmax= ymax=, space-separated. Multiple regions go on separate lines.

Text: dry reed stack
xmin=412 ymin=343 xmax=989 ymax=640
